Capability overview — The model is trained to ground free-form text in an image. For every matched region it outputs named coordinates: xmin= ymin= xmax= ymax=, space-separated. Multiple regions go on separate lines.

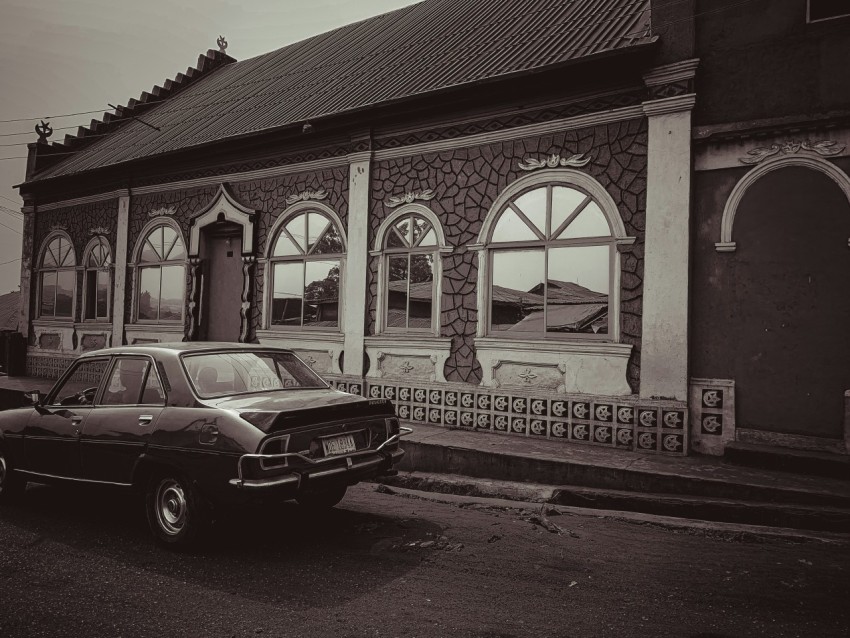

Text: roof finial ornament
xmin=35 ymin=120 xmax=53 ymax=143
xmin=217 ymin=35 xmax=228 ymax=54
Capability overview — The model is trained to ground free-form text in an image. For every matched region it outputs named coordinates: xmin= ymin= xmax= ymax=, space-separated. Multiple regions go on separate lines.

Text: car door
xmin=80 ymin=356 xmax=165 ymax=484
xmin=23 ymin=357 xmax=111 ymax=478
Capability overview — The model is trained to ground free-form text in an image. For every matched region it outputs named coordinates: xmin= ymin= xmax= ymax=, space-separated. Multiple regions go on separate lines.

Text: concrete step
xmin=398 ymin=430 xmax=850 ymax=509
xmin=378 ymin=472 xmax=850 ymax=533
xmin=724 ymin=441 xmax=850 ymax=481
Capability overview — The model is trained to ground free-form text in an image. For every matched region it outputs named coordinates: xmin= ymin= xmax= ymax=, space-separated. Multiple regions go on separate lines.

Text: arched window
xmin=268 ymin=210 xmax=345 ymax=329
xmin=38 ymin=233 xmax=76 ymax=320
xmin=83 ymin=236 xmax=111 ymax=321
xmin=380 ymin=211 xmax=440 ymax=332
xmin=485 ymin=182 xmax=616 ymax=338
xmin=135 ymin=223 xmax=186 ymax=322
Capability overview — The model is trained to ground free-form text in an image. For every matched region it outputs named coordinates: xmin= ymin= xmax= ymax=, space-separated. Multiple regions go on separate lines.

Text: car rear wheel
xmin=0 ymin=450 xmax=26 ymax=505
xmin=296 ymin=484 xmax=347 ymax=509
xmin=145 ymin=472 xmax=209 ymax=549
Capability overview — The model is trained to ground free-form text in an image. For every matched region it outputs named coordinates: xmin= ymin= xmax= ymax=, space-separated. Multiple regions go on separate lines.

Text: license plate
xmin=322 ymin=434 xmax=357 ymax=456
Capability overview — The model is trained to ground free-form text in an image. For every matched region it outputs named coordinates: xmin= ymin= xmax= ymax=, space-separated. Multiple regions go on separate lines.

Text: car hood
xmin=202 ymin=389 xmax=395 ymax=433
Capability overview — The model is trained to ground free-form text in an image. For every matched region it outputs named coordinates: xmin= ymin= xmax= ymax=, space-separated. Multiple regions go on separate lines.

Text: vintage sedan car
xmin=0 ymin=343 xmax=407 ymax=547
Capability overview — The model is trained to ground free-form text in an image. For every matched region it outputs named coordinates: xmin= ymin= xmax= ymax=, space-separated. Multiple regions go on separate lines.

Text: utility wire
xmin=0 ymin=257 xmax=22 ymax=266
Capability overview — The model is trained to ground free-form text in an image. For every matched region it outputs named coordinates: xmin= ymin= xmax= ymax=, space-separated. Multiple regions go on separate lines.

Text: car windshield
xmin=182 ymin=351 xmax=327 ymax=398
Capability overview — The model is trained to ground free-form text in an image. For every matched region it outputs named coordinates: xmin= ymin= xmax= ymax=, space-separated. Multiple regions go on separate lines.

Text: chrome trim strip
xmin=229 ymin=474 xmax=300 ymax=490
xmin=17 ymin=469 xmax=133 ymax=487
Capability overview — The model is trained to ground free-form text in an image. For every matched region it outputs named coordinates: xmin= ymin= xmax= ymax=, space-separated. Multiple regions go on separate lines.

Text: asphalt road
xmin=0 ymin=482 xmax=848 ymax=638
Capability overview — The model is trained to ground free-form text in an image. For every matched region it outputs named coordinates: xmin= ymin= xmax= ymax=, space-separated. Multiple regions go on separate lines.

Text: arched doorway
xmin=731 ymin=165 xmax=850 ymax=438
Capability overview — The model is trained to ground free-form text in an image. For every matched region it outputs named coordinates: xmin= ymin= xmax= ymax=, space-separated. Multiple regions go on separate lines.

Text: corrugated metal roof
xmin=33 ymin=0 xmax=651 ymax=182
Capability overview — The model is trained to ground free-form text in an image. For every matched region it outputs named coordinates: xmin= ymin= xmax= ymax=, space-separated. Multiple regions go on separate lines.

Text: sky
xmin=0 ymin=0 xmax=421 ymax=295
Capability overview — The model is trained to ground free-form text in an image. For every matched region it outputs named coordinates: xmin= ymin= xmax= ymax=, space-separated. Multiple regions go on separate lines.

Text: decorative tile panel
xmin=689 ymin=378 xmax=735 ymax=456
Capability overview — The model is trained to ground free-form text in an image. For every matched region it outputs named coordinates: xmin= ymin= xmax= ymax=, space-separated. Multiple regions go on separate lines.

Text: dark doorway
xmin=200 ymin=222 xmax=244 ymax=342
xmin=732 ymin=166 xmax=850 ymax=438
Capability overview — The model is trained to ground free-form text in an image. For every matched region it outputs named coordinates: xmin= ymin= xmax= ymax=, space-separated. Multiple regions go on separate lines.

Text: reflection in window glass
xmin=135 ymin=225 xmax=185 ymax=322
xmin=490 ymin=249 xmax=544 ymax=333
xmin=55 ymin=271 xmax=75 ymax=317
xmin=558 ymin=202 xmax=609 ymax=239
xmin=141 ymin=366 xmax=166 ymax=404
xmin=40 ymin=271 xmax=57 ymax=317
xmin=39 ymin=235 xmax=76 ymax=319
xmin=272 ymin=262 xmax=304 ymax=326
xmin=547 ymin=246 xmax=609 ymax=334
xmin=96 ymin=271 xmax=109 ymax=318
xmin=303 ymin=260 xmax=340 ymax=327
xmin=490 ymin=207 xmax=539 ymax=243
xmin=159 ymin=265 xmax=185 ymax=320
xmin=102 ymin=358 xmax=148 ymax=405
xmin=513 ymin=189 xmax=547 ymax=235
xmin=138 ymin=267 xmax=160 ymax=321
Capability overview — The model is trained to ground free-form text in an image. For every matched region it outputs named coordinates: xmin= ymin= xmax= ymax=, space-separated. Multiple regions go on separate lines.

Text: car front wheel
xmin=145 ymin=473 xmax=209 ymax=549
xmin=0 ymin=450 xmax=26 ymax=505
xmin=296 ymin=484 xmax=347 ymax=509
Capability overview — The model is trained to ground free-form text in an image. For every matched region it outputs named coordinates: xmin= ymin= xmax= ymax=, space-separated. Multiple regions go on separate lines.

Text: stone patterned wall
xmin=367 ymin=118 xmax=648 ymax=391
xmin=128 ymin=167 xmax=349 ymax=341
xmin=31 ymin=200 xmax=119 ymax=330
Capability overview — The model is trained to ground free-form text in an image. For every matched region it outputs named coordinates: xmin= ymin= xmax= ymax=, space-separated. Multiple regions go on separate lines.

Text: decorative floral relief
xmin=386 ymin=189 xmax=435 ymax=208
xmin=518 ymin=153 xmax=592 ymax=171
xmin=148 ymin=206 xmax=175 ymax=217
xmin=89 ymin=226 xmax=111 ymax=236
xmin=285 ymin=188 xmax=328 ymax=205
xmin=739 ymin=140 xmax=845 ymax=165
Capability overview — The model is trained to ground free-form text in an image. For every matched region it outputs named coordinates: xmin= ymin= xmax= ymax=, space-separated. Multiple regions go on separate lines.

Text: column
xmin=342 ymin=151 xmax=371 ymax=376
xmin=640 ymin=94 xmax=695 ymax=401
xmin=112 ymin=193 xmax=130 ymax=346
xmin=18 ymin=205 xmax=35 ymax=340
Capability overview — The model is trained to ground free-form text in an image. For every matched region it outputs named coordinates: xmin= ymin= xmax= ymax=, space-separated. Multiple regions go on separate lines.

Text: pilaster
xmin=640 ymin=94 xmax=695 ymax=401
xmin=18 ymin=205 xmax=35 ymax=339
xmin=342 ymin=151 xmax=371 ymax=375
xmin=112 ymin=194 xmax=130 ymax=346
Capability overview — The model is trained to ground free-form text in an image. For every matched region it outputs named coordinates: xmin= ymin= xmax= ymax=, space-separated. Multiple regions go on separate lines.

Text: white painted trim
xmin=80 ymin=235 xmax=112 ymax=324
xmin=641 ymin=94 xmax=696 ymax=117
xmin=347 ymin=151 xmax=372 ymax=164
xmin=35 ymin=229 xmax=78 ymax=323
xmin=642 ymin=59 xmax=699 ymax=86
xmin=112 ymin=195 xmax=129 ymax=346
xmin=342 ymin=156 xmax=370 ymax=375
xmin=373 ymin=105 xmax=645 ymax=162
xmin=372 ymin=204 xmax=449 ymax=252
xmin=263 ymin=200 xmax=348 ymax=258
xmin=716 ymin=155 xmax=850 ymax=251
xmin=35 ymin=189 xmax=128 ymax=212
xmin=130 ymin=217 xmax=186 ymax=264
xmin=188 ymin=184 xmax=255 ymax=256
xmin=37 ymin=229 xmax=77 ymax=267
xmin=364 ymin=336 xmax=453 ymax=383
xmin=128 ymin=218 xmax=187 ymax=327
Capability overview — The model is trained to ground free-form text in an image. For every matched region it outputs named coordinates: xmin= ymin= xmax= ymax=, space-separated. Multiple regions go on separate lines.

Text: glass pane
xmin=42 ymin=241 xmax=58 ymax=267
xmin=409 ymin=254 xmax=434 ymax=330
xmin=272 ymin=231 xmax=300 ymax=257
xmin=419 ymin=228 xmax=437 ymax=247
xmin=49 ymin=359 xmax=109 ymax=406
xmin=55 ymin=270 xmax=74 ymax=318
xmin=87 ymin=244 xmax=100 ymax=267
xmin=551 ymin=187 xmax=588 ymax=237
xmin=40 ymin=271 xmax=56 ymax=317
xmin=58 ymin=237 xmax=73 ymax=266
xmin=386 ymin=255 xmax=408 ymax=329
xmin=166 ymin=229 xmax=186 ymax=260
xmin=558 ymin=202 xmax=610 ymax=239
xmin=138 ymin=267 xmax=160 ymax=320
xmin=159 ymin=265 xmax=184 ymax=320
xmin=271 ymin=262 xmax=304 ymax=326
xmin=96 ymin=270 xmax=109 ymax=319
xmin=141 ymin=366 xmax=166 ymax=404
xmin=306 ymin=213 xmax=330 ymax=254
xmin=394 ymin=218 xmax=411 ymax=246
xmin=490 ymin=249 xmax=544 ymax=333
xmin=491 ymin=207 xmax=538 ymax=243
xmin=303 ymin=260 xmax=340 ymax=327
xmin=513 ymin=188 xmax=547 ymax=236
xmin=547 ymin=246 xmax=609 ymax=334
xmin=140 ymin=238 xmax=159 ymax=263
xmin=102 ymin=358 xmax=148 ymax=405
xmin=285 ymin=214 xmax=307 ymax=252
xmin=85 ymin=270 xmax=97 ymax=320
xmin=412 ymin=216 xmax=430 ymax=246
xmin=152 ymin=227 xmax=165 ymax=260
xmin=385 ymin=227 xmax=406 ymax=249
xmin=312 ymin=223 xmax=343 ymax=254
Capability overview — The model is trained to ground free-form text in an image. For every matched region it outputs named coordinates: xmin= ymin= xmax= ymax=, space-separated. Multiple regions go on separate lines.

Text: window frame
xmin=97 ymin=355 xmax=167 ymax=407
xmin=36 ymin=231 xmax=77 ymax=322
xmin=807 ymin=0 xmax=850 ymax=22
xmin=45 ymin=356 xmax=110 ymax=406
xmin=475 ymin=170 xmax=631 ymax=343
xmin=131 ymin=220 xmax=187 ymax=325
xmin=264 ymin=205 xmax=347 ymax=332
xmin=82 ymin=235 xmax=112 ymax=323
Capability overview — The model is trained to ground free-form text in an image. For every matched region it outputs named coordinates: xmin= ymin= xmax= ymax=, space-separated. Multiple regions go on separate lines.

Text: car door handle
xmin=138 ymin=415 xmax=154 ymax=426
xmin=70 ymin=416 xmax=83 ymax=424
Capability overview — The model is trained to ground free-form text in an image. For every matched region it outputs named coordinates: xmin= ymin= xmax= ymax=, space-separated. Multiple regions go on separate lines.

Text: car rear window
xmin=182 ymin=351 xmax=328 ymax=398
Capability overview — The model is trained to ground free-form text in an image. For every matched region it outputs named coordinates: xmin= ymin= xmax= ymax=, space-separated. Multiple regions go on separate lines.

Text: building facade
xmin=15 ymin=0 xmax=850 ymax=458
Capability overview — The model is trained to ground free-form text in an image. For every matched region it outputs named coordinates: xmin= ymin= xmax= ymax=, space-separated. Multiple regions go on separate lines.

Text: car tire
xmin=0 ymin=449 xmax=26 ymax=505
xmin=145 ymin=472 xmax=209 ymax=549
xmin=296 ymin=484 xmax=347 ymax=509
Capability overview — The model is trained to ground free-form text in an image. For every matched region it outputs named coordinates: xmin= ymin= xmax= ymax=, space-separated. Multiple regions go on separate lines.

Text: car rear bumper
xmin=228 ymin=427 xmax=410 ymax=494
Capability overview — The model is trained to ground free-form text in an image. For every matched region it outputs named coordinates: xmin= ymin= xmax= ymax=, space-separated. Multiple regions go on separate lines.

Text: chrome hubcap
xmin=155 ymin=479 xmax=187 ymax=536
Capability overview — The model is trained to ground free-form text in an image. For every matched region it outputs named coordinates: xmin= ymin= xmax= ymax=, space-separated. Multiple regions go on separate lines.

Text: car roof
xmin=78 ymin=342 xmax=295 ymax=358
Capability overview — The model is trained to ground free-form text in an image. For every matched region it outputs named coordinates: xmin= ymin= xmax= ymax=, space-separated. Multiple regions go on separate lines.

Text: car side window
xmin=48 ymin=359 xmax=109 ymax=406
xmin=102 ymin=358 xmax=148 ymax=406
xmin=140 ymin=365 xmax=166 ymax=405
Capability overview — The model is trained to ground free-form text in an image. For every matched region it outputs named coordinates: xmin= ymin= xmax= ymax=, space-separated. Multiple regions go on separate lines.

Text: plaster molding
xmin=373 ymin=104 xmax=645 ymax=161
xmin=34 ymin=189 xmax=127 ymax=212
xmin=738 ymin=139 xmax=845 ymax=165
xmin=188 ymin=183 xmax=256 ymax=256
xmin=716 ymin=154 xmax=850 ymax=251
xmin=347 ymin=150 xmax=373 ymax=164
xmin=642 ymin=58 xmax=699 ymax=86
xmin=517 ymin=153 xmax=591 ymax=171
xmin=641 ymin=94 xmax=696 ymax=117
xmin=285 ymin=188 xmax=328 ymax=206
xmin=386 ymin=189 xmax=435 ymax=208
xmin=148 ymin=206 xmax=175 ymax=217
